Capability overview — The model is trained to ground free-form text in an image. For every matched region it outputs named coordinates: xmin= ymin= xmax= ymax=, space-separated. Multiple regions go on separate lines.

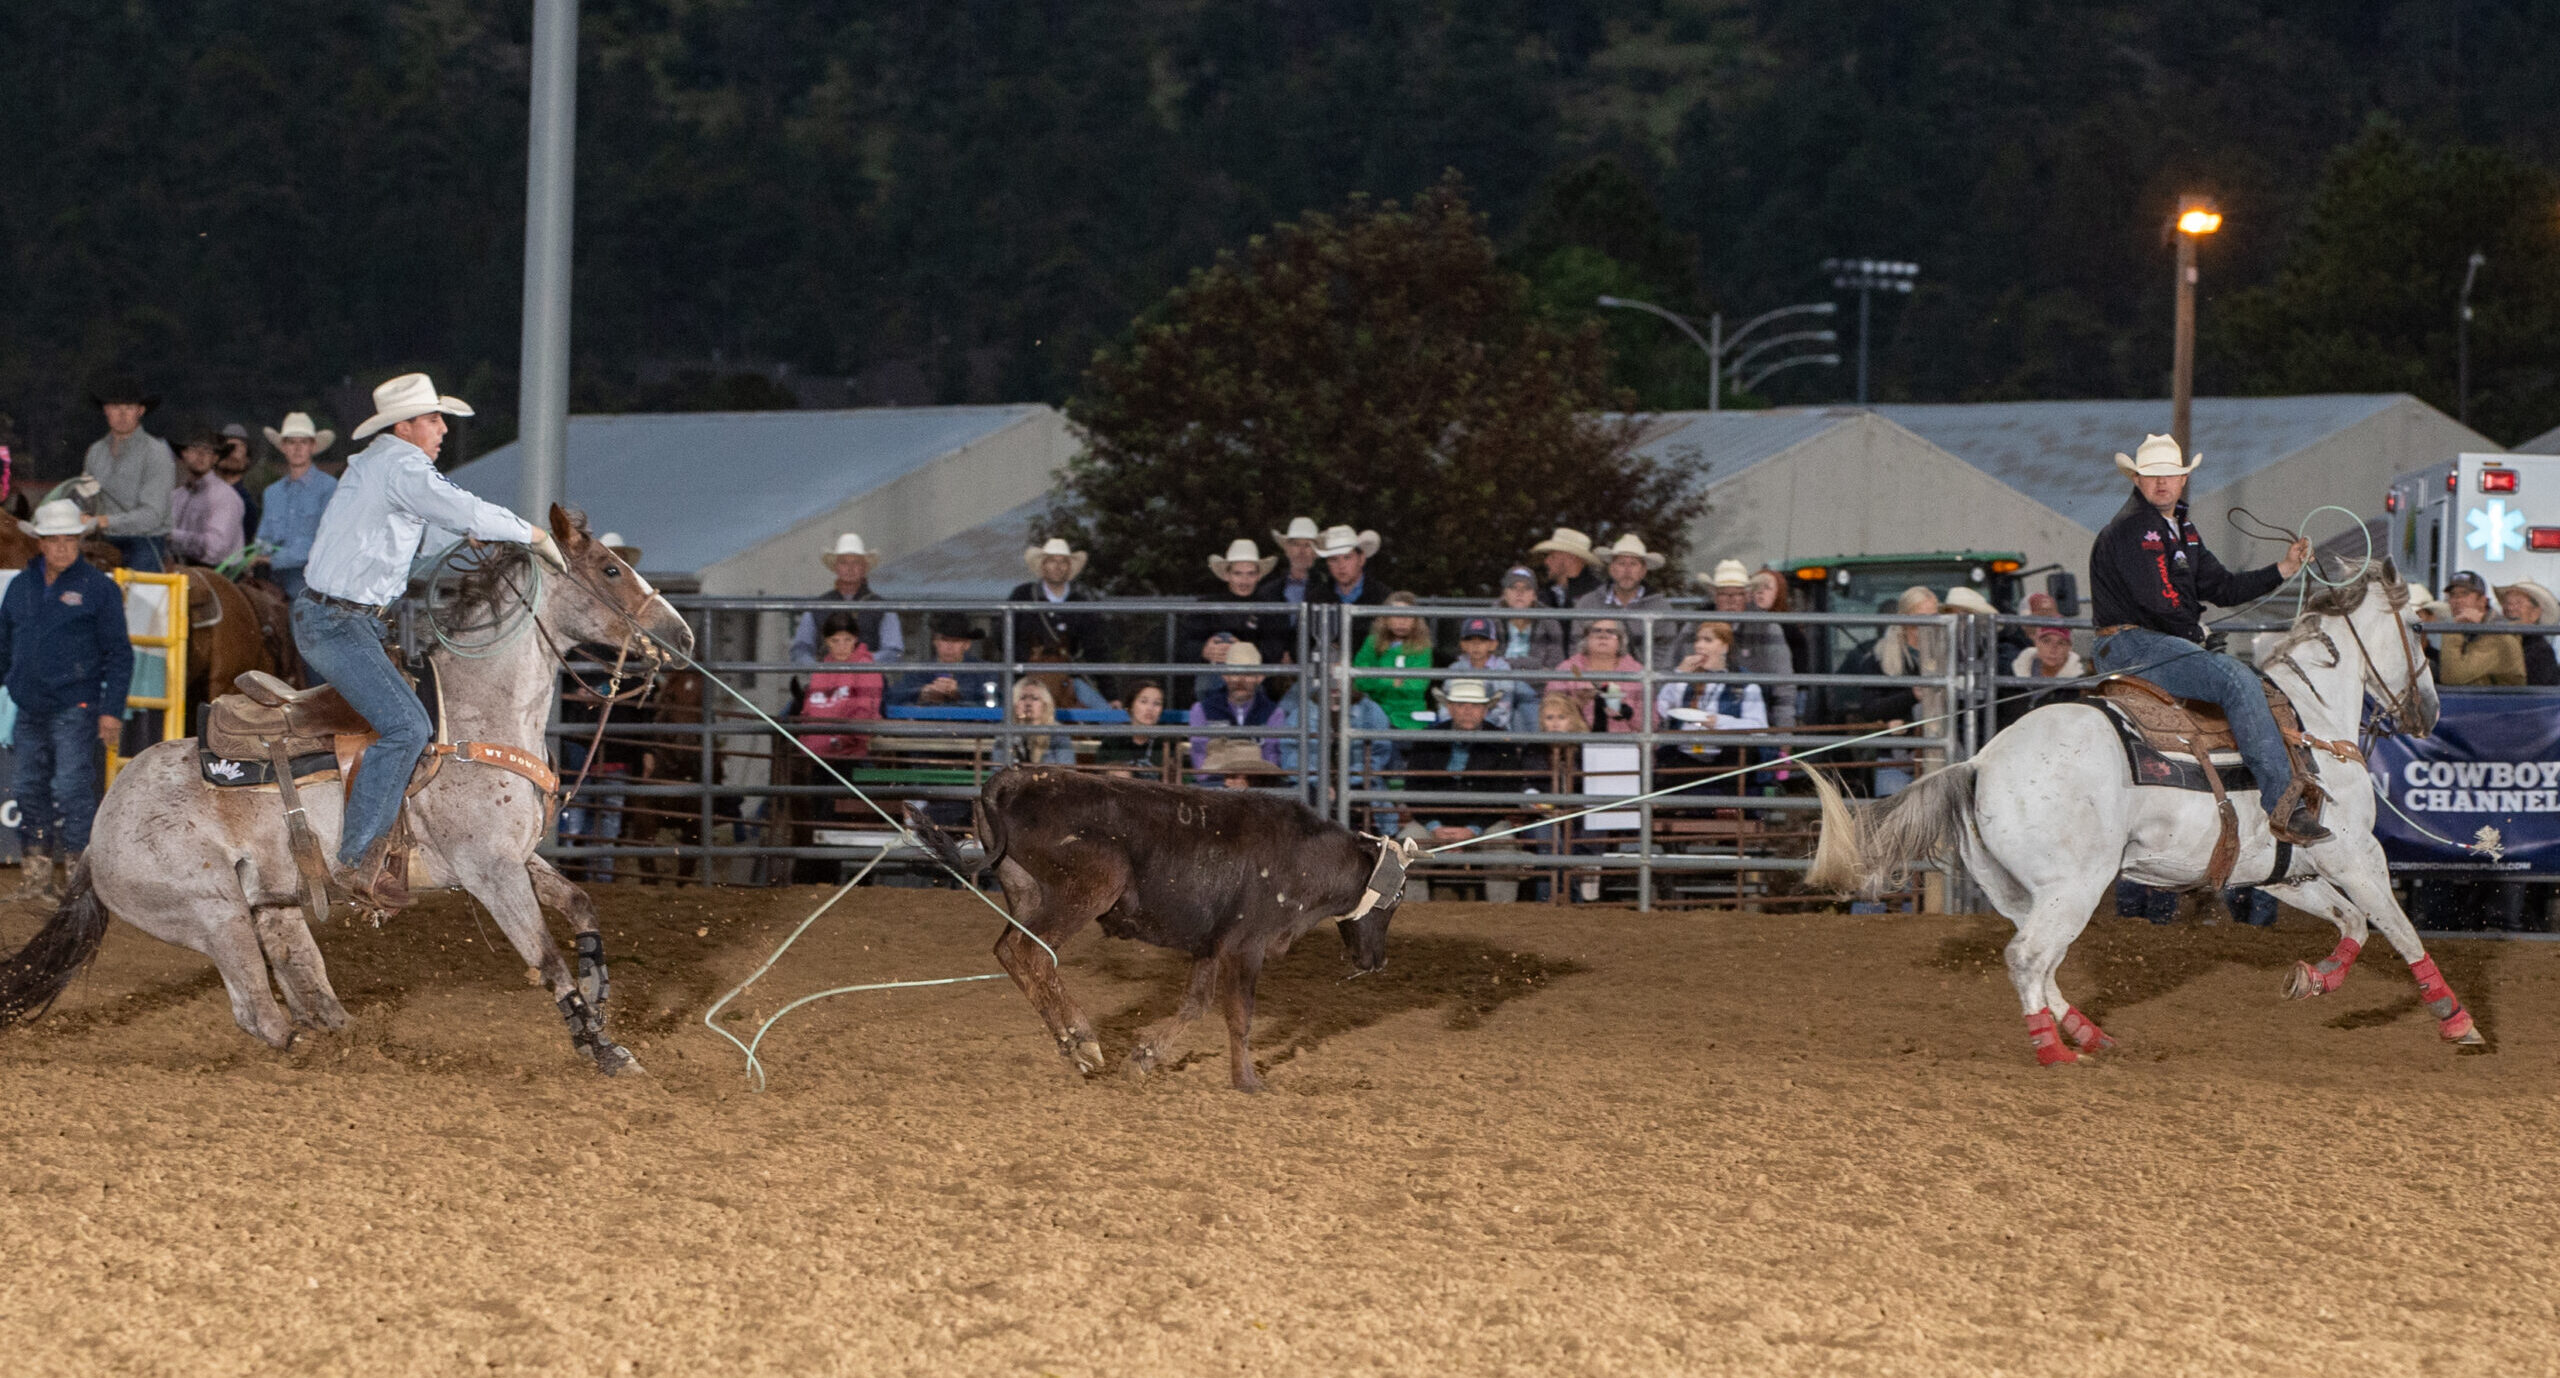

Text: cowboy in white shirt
xmin=291 ymin=373 xmax=563 ymax=911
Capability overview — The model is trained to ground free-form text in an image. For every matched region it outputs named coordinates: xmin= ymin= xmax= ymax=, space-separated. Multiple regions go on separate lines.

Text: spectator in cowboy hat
xmin=2497 ymin=579 xmax=2560 ymax=687
xmin=76 ymin=374 xmax=177 ymax=572
xmin=1256 ymin=516 xmax=1325 ymax=604
xmin=1445 ymin=614 xmax=1534 ymax=730
xmin=1402 ymin=679 xmax=1533 ymax=850
xmin=1187 ymin=641 xmax=1285 ymax=772
xmin=889 ymin=613 xmax=1002 ymax=707
xmin=1304 ymin=524 xmax=1386 ymax=606
xmin=0 ymin=499 xmax=137 ymax=899
xmin=169 ymin=430 xmax=247 ymax=566
xmin=1200 ymin=737 xmax=1286 ymax=790
xmin=1185 ymin=538 xmax=1292 ymax=708
xmin=1572 ymin=534 xmax=1677 ymax=669
xmin=1698 ymin=557 xmax=1796 ymax=727
xmin=216 ymin=423 xmax=262 ymax=540
xmin=251 ymin=411 xmax=338 ymax=598
xmin=1008 ymin=536 xmax=1099 ymax=656
xmin=1529 ymin=527 xmax=1602 ymax=608
xmin=790 ymin=531 xmax=903 ymax=665
xmin=2438 ymin=570 xmax=2525 ymax=687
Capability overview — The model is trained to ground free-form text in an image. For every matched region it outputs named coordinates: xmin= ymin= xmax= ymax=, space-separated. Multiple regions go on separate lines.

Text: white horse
xmin=0 ymin=510 xmax=692 ymax=1073
xmin=1807 ymin=560 xmax=2479 ymax=1063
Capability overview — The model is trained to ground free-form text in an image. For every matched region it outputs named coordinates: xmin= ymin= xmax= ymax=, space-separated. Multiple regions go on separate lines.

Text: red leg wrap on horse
xmin=2058 ymin=1007 xmax=2115 ymax=1051
xmin=2408 ymin=955 xmax=2475 ymax=1039
xmin=2410 ymin=954 xmax=2454 ymax=1006
xmin=2025 ymin=1010 xmax=2077 ymax=1065
xmin=2311 ymin=936 xmax=2362 ymax=994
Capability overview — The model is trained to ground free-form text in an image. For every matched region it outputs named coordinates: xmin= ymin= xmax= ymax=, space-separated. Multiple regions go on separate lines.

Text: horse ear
xmin=548 ymin=503 xmax=588 ymax=550
xmin=5 ymin=492 xmax=26 ymax=520
xmin=2380 ymin=555 xmax=2400 ymax=584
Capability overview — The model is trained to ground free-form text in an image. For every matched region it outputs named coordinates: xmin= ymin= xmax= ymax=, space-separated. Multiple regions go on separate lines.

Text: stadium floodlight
xmin=1823 ymin=259 xmax=1922 ymax=404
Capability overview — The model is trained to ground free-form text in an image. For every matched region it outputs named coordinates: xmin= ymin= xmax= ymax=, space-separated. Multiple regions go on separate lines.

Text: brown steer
xmin=910 ymin=767 xmax=1406 ymax=1092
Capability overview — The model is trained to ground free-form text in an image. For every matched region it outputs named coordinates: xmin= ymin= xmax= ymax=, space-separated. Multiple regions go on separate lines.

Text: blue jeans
xmin=290 ymin=595 xmax=428 ymax=866
xmin=271 ymin=566 xmax=308 ymax=600
xmin=106 ymin=534 xmax=166 ymax=573
xmin=14 ymin=704 xmax=107 ymax=851
xmin=2093 ymin=626 xmax=2291 ymax=813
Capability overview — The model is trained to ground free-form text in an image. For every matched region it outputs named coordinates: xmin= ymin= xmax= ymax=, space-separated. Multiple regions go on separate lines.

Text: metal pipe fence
xmin=536 ymin=596 xmax=1989 ymax=909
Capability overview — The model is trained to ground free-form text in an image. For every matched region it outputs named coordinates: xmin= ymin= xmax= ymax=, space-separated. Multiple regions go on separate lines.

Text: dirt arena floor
xmin=3 ymin=882 xmax=2559 ymax=1375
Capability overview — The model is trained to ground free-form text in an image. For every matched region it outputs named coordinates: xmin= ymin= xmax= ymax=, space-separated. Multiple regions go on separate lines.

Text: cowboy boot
xmin=333 ymin=835 xmax=414 ymax=915
xmin=52 ymin=850 xmax=81 ymax=899
xmin=9 ymin=847 xmax=52 ymax=902
xmin=2270 ymin=777 xmax=2332 ymax=845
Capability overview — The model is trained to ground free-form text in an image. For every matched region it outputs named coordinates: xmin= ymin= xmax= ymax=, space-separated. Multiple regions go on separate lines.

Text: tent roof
xmin=868 ymin=495 xmax=1050 ymax=600
xmin=1871 ymin=395 xmax=2411 ymax=531
xmin=444 ymin=405 xmax=1046 ymax=573
xmin=1627 ymin=408 xmax=1863 ymax=481
xmin=2519 ymin=423 xmax=2560 ymax=456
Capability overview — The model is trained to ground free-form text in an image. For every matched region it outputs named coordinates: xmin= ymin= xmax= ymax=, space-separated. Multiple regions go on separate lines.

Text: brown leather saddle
xmin=2089 ymin=675 xmax=2363 ymax=891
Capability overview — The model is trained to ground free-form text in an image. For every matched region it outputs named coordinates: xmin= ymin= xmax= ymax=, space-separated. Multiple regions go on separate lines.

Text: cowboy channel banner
xmin=2367 ymin=689 xmax=2560 ymax=874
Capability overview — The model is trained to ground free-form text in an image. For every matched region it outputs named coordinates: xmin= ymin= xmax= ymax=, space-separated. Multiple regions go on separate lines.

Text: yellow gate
xmin=105 ymin=570 xmax=188 ymax=789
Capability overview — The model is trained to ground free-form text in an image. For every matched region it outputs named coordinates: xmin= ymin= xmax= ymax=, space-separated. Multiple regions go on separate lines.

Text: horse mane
xmin=445 ymin=509 xmax=586 ymax=626
xmin=2263 ymin=559 xmax=2406 ymax=664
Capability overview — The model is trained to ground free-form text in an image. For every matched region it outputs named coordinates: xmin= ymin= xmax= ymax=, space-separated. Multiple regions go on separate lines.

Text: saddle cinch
xmin=2088 ymin=674 xmax=2365 ymax=891
xmin=203 ymin=668 xmax=558 ymax=921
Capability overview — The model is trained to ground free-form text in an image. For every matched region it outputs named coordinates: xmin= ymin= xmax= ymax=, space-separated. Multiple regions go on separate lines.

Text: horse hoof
xmin=2059 ymin=1009 xmax=2116 ymax=1052
xmin=2284 ymin=961 xmax=2323 ymax=1000
xmin=1071 ymin=1039 xmax=1105 ymax=1075
xmin=593 ymin=1042 xmax=644 ymax=1076
xmin=2439 ymin=1010 xmax=2483 ymax=1045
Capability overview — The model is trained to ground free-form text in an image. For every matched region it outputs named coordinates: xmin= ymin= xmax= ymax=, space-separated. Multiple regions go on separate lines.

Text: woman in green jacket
xmin=1354 ymin=591 xmax=1437 ymax=729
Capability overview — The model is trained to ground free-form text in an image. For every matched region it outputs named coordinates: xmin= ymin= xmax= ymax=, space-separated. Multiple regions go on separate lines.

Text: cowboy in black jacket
xmin=2088 ymin=434 xmax=2321 ymax=841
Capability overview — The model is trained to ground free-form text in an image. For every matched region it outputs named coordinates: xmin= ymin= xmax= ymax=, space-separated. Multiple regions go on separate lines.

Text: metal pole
xmin=2172 ymin=232 xmax=2197 ymax=454
xmin=1855 ymin=287 xmax=1872 ymax=405
xmin=515 ymin=0 xmax=579 ymax=520
xmin=1636 ymin=613 xmax=1655 ymax=912
xmin=2459 ymin=250 xmax=2485 ymax=427
xmin=1708 ymin=312 xmax=1723 ymax=412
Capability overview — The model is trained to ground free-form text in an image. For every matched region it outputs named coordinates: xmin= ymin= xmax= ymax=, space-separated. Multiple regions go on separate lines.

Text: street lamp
xmin=1824 ymin=259 xmax=1920 ymax=405
xmin=2459 ymin=249 xmax=2486 ymax=427
xmin=2169 ymin=194 xmax=2221 ymax=454
xmin=1595 ymin=296 xmax=1837 ymax=409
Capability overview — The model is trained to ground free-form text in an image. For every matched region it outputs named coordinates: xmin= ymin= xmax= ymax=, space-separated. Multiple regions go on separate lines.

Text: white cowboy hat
xmin=352 ymin=373 xmax=474 ymax=440
xmin=1697 ymin=558 xmax=1750 ymax=589
xmin=262 ymin=411 xmax=336 ymax=455
xmin=2114 ymin=433 xmax=2200 ymax=478
xmin=1023 ymin=537 xmax=1090 ymax=580
xmin=2498 ymin=579 xmax=2560 ymax=625
xmin=819 ymin=532 xmax=877 ymax=571
xmin=1220 ymin=642 xmax=1265 ymax=668
xmin=597 ymin=531 xmax=642 ymax=563
xmin=1529 ymin=527 xmax=1597 ymax=562
xmin=1208 ymin=538 xmax=1275 ymax=581
xmin=1434 ymin=679 xmax=1496 ymax=706
xmin=19 ymin=498 xmax=85 ymax=538
xmin=1314 ymin=525 xmax=1381 ymax=559
xmin=1270 ymin=516 xmax=1323 ymax=545
xmin=1594 ymin=533 xmax=1665 ymax=572
xmin=1941 ymin=586 xmax=1998 ymax=616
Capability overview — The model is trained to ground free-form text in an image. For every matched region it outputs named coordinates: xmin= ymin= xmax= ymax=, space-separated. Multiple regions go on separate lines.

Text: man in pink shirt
xmin=168 ymin=431 xmax=245 ymax=567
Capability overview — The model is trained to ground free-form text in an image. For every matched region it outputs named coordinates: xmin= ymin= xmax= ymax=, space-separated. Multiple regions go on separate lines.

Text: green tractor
xmin=1778 ymin=550 xmax=2069 ymax=722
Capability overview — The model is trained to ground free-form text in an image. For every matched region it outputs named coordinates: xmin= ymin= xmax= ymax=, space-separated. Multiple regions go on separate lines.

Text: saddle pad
xmin=2089 ymin=699 xmax=2258 ymax=797
xmin=198 ymin=743 xmax=340 ymax=789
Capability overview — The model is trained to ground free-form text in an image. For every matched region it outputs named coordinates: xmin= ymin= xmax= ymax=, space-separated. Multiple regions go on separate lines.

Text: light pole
xmin=516 ymin=0 xmax=580 ymax=518
xmin=2459 ymin=249 xmax=2486 ymax=427
xmin=1594 ymin=296 xmax=1836 ymax=409
xmin=1824 ymin=259 xmax=1919 ymax=404
xmin=2169 ymin=195 xmax=2221 ymax=455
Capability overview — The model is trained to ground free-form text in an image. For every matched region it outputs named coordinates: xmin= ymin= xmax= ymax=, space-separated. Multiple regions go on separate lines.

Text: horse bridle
xmin=2338 ymin=585 xmax=2427 ymax=735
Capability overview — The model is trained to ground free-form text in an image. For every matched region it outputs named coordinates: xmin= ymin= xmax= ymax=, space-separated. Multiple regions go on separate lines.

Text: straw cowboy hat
xmin=819 ymin=532 xmax=877 ymax=572
xmin=1529 ymin=527 xmax=1598 ymax=563
xmin=2499 ymin=579 xmax=2560 ymax=625
xmin=2114 ymin=433 xmax=2200 ymax=478
xmin=1433 ymin=678 xmax=1496 ymax=706
xmin=1596 ymin=533 xmax=1666 ymax=571
xmin=1220 ymin=642 xmax=1265 ymax=668
xmin=352 ymin=372 xmax=475 ymax=441
xmin=86 ymin=374 xmax=160 ymax=410
xmin=597 ymin=532 xmax=643 ymax=565
xmin=19 ymin=498 xmax=85 ymax=538
xmin=1941 ymin=586 xmax=1998 ymax=616
xmin=1271 ymin=516 xmax=1323 ymax=546
xmin=1697 ymin=558 xmax=1750 ymax=589
xmin=1208 ymin=538 xmax=1275 ymax=581
xmin=1313 ymin=525 xmax=1381 ymax=559
xmin=1022 ymin=537 xmax=1089 ymax=580
xmin=1201 ymin=738 xmax=1282 ymax=776
xmin=262 ymin=411 xmax=336 ymax=455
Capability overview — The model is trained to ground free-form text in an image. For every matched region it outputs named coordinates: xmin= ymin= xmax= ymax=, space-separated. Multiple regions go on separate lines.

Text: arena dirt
xmin=2 ymin=883 xmax=2556 ymax=1375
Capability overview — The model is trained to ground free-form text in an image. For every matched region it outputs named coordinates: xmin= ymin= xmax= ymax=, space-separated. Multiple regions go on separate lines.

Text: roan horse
xmin=0 ymin=509 xmax=693 ymax=1073
xmin=1806 ymin=560 xmax=2477 ymax=1063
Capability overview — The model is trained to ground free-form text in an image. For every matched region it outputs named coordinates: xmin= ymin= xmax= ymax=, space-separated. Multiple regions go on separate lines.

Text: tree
xmin=1052 ymin=176 xmax=1703 ymax=597
xmin=2209 ymin=123 xmax=2560 ymax=446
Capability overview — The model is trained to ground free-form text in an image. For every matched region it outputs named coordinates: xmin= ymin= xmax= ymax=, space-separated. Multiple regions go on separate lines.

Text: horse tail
xmin=1804 ymin=763 xmax=1978 ymax=900
xmin=0 ymin=858 xmax=112 ymax=1026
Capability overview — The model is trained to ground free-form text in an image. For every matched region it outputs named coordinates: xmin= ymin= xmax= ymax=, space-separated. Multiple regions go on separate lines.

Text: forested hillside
xmin=2 ymin=0 xmax=2554 ymax=472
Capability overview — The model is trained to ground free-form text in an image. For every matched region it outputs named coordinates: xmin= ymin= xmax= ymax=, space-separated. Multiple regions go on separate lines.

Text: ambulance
xmin=2384 ymin=450 xmax=2560 ymax=594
